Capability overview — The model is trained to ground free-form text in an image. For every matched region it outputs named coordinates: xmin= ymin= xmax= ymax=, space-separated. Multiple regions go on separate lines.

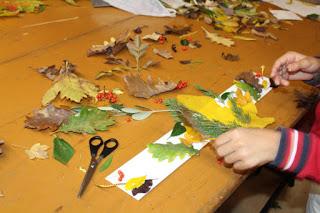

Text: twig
xmin=22 ymin=16 xmax=79 ymax=28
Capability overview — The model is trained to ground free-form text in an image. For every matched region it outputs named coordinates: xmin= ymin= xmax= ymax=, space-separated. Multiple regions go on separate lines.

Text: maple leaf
xmin=25 ymin=104 xmax=74 ymax=131
xmin=58 ymin=107 xmax=115 ymax=134
xmin=25 ymin=143 xmax=50 ymax=160
xmin=201 ymin=26 xmax=234 ymax=47
xmin=147 ymin=142 xmax=199 ymax=162
xmin=123 ymin=74 xmax=177 ymax=99
xmin=127 ymin=35 xmax=148 ymax=71
xmin=42 ymin=65 xmax=99 ymax=105
xmin=153 ymin=48 xmax=173 ymax=59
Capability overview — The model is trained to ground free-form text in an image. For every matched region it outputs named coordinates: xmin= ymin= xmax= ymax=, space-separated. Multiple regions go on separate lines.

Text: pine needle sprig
xmin=229 ymin=98 xmax=251 ymax=124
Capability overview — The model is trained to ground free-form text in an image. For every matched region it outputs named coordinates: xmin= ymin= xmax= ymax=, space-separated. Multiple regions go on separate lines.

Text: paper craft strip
xmin=106 ymin=76 xmax=272 ymax=200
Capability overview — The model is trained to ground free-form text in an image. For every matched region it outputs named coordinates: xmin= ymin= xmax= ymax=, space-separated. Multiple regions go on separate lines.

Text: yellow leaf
xmin=180 ymin=126 xmax=202 ymax=146
xmin=42 ymin=73 xmax=98 ymax=105
xmin=236 ymin=89 xmax=252 ymax=106
xmin=25 ymin=143 xmax=50 ymax=160
xmin=125 ymin=176 xmax=146 ymax=191
xmin=177 ymin=95 xmax=274 ymax=128
xmin=201 ymin=26 xmax=234 ymax=47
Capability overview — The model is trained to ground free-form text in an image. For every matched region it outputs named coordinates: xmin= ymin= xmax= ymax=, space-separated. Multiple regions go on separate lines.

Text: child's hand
xmin=213 ymin=128 xmax=281 ymax=171
xmin=271 ymin=51 xmax=320 ymax=86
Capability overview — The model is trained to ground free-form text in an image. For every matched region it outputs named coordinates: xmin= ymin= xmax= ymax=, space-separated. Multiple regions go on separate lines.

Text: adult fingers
xmin=214 ymin=130 xmax=235 ymax=148
xmin=271 ymin=51 xmax=305 ymax=77
xmin=288 ymin=72 xmax=314 ymax=81
xmin=215 ymin=140 xmax=239 ymax=158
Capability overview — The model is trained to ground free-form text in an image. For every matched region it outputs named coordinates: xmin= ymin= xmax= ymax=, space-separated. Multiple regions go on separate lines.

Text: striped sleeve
xmin=269 ymin=128 xmax=320 ymax=183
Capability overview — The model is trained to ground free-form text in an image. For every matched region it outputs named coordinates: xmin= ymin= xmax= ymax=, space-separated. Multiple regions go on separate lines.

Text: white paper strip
xmin=106 ymin=76 xmax=272 ymax=200
xmin=270 ymin=9 xmax=303 ymax=20
xmin=263 ymin=0 xmax=320 ymax=17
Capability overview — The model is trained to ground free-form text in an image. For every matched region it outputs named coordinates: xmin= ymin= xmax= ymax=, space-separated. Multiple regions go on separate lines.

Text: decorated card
xmin=106 ymin=73 xmax=274 ymax=200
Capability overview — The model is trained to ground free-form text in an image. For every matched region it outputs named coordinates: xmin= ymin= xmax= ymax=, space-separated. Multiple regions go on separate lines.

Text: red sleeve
xmin=269 ymin=128 xmax=320 ymax=183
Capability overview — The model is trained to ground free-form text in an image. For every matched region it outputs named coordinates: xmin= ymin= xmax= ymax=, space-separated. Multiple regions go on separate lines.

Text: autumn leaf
xmin=126 ymin=35 xmax=148 ymax=71
xmin=25 ymin=143 xmax=50 ymax=160
xmin=201 ymin=26 xmax=234 ymax=47
xmin=64 ymin=0 xmax=78 ymax=6
xmin=235 ymin=72 xmax=263 ymax=92
xmin=170 ymin=122 xmax=186 ymax=137
xmin=53 ymin=136 xmax=74 ymax=165
xmin=235 ymin=81 xmax=260 ymax=101
xmin=147 ymin=142 xmax=198 ymax=162
xmin=233 ymin=35 xmax=256 ymax=41
xmin=105 ymin=56 xmax=129 ymax=66
xmin=25 ymin=104 xmax=74 ymax=131
xmin=99 ymin=156 xmax=113 ymax=172
xmin=123 ymin=74 xmax=177 ymax=99
xmin=164 ymin=25 xmax=192 ymax=35
xmin=125 ymin=176 xmax=146 ymax=190
xmin=142 ymin=60 xmax=160 ymax=69
xmin=58 ymin=107 xmax=115 ymax=134
xmin=153 ymin=48 xmax=173 ymax=59
xmin=95 ymin=66 xmax=130 ymax=79
xmin=251 ymin=28 xmax=277 ymax=40
xmin=221 ymin=52 xmax=239 ymax=61
xmin=132 ymin=179 xmax=153 ymax=196
xmin=142 ymin=33 xmax=162 ymax=41
xmin=36 ymin=65 xmax=60 ymax=80
xmin=42 ymin=64 xmax=99 ymax=105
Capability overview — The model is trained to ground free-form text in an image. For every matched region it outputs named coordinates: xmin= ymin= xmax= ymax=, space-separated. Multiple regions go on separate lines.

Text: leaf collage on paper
xmin=25 ymin=143 xmax=50 ymax=160
xmin=235 ymin=81 xmax=261 ymax=101
xmin=194 ymin=84 xmax=219 ymax=99
xmin=147 ymin=142 xmax=199 ymax=162
xmin=53 ymin=136 xmax=74 ymax=165
xmin=41 ymin=61 xmax=99 ymax=105
xmin=25 ymin=104 xmax=74 ymax=131
xmin=235 ymin=72 xmax=263 ymax=92
xmin=169 ymin=122 xmax=186 ymax=137
xmin=201 ymin=27 xmax=234 ymax=47
xmin=59 ymin=107 xmax=115 ymax=134
xmin=123 ymin=74 xmax=177 ymax=99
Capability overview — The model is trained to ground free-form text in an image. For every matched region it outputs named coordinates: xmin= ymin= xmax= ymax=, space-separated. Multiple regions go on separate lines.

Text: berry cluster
xmin=96 ymin=91 xmax=117 ymax=103
xmin=175 ymin=81 xmax=188 ymax=90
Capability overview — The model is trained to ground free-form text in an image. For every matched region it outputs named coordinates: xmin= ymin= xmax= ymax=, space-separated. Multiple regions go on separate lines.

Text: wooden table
xmin=0 ymin=1 xmax=318 ymax=212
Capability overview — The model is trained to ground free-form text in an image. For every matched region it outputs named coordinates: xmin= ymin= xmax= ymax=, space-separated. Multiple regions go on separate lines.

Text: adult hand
xmin=271 ymin=51 xmax=320 ymax=86
xmin=213 ymin=128 xmax=281 ymax=171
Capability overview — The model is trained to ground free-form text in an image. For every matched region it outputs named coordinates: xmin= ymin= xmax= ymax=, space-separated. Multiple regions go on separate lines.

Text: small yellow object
xmin=262 ymin=80 xmax=268 ymax=89
xmin=125 ymin=176 xmax=146 ymax=191
xmin=180 ymin=126 xmax=203 ymax=146
xmin=235 ymin=89 xmax=252 ymax=106
xmin=260 ymin=65 xmax=265 ymax=76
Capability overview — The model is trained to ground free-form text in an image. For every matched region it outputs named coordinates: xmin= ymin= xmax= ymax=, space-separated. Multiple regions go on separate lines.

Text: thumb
xmin=287 ymin=58 xmax=312 ymax=73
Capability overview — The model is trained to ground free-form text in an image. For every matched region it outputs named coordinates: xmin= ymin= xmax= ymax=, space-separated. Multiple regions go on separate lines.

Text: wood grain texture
xmin=0 ymin=1 xmax=319 ymax=212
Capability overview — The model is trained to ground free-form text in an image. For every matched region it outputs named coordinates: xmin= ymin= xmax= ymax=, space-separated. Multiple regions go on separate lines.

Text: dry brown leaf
xmin=105 ymin=56 xmax=129 ymax=66
xmin=153 ymin=48 xmax=173 ymax=59
xmin=235 ymin=72 xmax=263 ymax=92
xmin=142 ymin=60 xmax=160 ymax=69
xmin=251 ymin=28 xmax=278 ymax=40
xmin=36 ymin=60 xmax=76 ymax=81
xmin=164 ymin=25 xmax=192 ymax=35
xmin=25 ymin=104 xmax=74 ymax=131
xmin=221 ymin=52 xmax=239 ymax=61
xmin=123 ymin=74 xmax=177 ymax=98
xmin=25 ymin=143 xmax=50 ymax=160
xmin=87 ymin=32 xmax=130 ymax=56
xmin=142 ymin=33 xmax=162 ymax=41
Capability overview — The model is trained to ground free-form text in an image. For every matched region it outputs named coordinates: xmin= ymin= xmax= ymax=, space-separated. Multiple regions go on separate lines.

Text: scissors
xmin=77 ymin=136 xmax=119 ymax=198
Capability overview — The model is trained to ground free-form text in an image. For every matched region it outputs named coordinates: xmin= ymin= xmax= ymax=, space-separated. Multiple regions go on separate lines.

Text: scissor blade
xmin=77 ymin=160 xmax=97 ymax=198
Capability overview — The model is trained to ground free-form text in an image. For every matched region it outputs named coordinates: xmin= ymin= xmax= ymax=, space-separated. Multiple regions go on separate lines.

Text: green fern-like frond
xmin=229 ymin=98 xmax=251 ymax=124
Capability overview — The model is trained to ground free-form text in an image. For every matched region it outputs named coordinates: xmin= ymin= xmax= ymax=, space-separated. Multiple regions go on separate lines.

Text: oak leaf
xmin=25 ymin=143 xmax=50 ymax=160
xmin=58 ymin=107 xmax=115 ymax=134
xmin=123 ymin=74 xmax=177 ymax=98
xmin=201 ymin=27 xmax=234 ymax=47
xmin=25 ymin=104 xmax=74 ymax=131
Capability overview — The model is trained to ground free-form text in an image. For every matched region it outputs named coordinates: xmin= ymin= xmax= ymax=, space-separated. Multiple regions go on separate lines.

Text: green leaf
xmin=170 ymin=122 xmax=186 ymax=137
xmin=147 ymin=142 xmax=199 ymax=162
xmin=99 ymin=156 xmax=113 ymax=172
xmin=194 ymin=84 xmax=219 ymax=99
xmin=235 ymin=81 xmax=261 ymax=101
xmin=53 ymin=136 xmax=74 ymax=165
xmin=306 ymin=14 xmax=319 ymax=21
xmin=220 ymin=92 xmax=232 ymax=100
xmin=121 ymin=108 xmax=143 ymax=114
xmin=131 ymin=111 xmax=153 ymax=120
xmin=58 ymin=107 xmax=115 ymax=134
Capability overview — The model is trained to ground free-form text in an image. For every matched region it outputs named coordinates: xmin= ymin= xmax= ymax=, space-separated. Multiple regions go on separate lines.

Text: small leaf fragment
xmin=131 ymin=111 xmax=153 ymax=120
xmin=153 ymin=48 xmax=173 ymax=59
xmin=25 ymin=143 xmax=50 ymax=160
xmin=201 ymin=26 xmax=234 ymax=47
xmin=53 ymin=136 xmax=74 ymax=165
xmin=99 ymin=156 xmax=113 ymax=172
xmin=170 ymin=122 xmax=186 ymax=137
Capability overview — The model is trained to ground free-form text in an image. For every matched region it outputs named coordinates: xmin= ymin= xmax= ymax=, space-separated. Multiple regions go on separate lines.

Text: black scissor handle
xmin=100 ymin=138 xmax=119 ymax=159
xmin=89 ymin=136 xmax=104 ymax=158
